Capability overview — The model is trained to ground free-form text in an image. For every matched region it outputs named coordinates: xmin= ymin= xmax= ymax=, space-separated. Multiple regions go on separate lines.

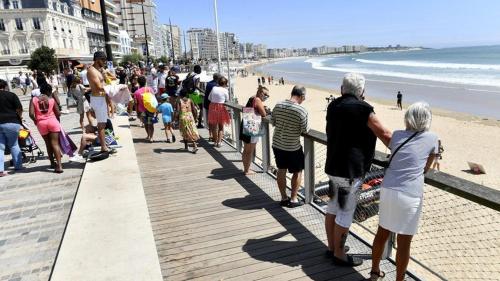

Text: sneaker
xmin=279 ymin=198 xmax=290 ymax=207
xmin=70 ymin=155 xmax=85 ymax=162
xmin=287 ymin=200 xmax=304 ymax=208
xmin=166 ymin=139 xmax=171 ymax=143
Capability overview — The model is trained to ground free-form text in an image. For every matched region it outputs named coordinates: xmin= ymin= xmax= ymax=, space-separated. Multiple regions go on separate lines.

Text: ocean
xmin=254 ymin=45 xmax=500 ymax=119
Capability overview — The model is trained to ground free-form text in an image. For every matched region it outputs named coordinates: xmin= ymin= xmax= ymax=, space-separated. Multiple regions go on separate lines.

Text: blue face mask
xmin=261 ymin=95 xmax=269 ymax=101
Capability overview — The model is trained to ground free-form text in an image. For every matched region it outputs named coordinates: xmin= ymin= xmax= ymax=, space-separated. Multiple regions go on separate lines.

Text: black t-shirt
xmin=0 ymin=90 xmax=23 ymax=124
xmin=397 ymin=93 xmax=402 ymax=100
xmin=325 ymin=94 xmax=376 ymax=179
xmin=166 ymin=75 xmax=179 ymax=91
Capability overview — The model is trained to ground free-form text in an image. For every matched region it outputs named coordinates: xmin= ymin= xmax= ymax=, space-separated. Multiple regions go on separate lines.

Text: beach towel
xmin=104 ymin=84 xmax=132 ymax=105
xmin=59 ymin=126 xmax=77 ymax=157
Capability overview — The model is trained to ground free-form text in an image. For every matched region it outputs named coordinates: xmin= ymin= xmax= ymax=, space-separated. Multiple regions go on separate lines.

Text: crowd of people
xmin=1 ymin=51 xmax=441 ymax=280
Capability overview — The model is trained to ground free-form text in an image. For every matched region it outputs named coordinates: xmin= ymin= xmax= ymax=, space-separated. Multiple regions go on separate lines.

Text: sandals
xmin=332 ymin=254 xmax=363 ymax=267
xmin=192 ymin=148 xmax=199 ymax=154
xmin=369 ymin=271 xmax=386 ymax=281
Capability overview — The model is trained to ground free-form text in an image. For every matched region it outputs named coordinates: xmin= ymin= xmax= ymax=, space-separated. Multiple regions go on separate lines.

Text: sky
xmin=156 ymin=0 xmax=500 ymax=49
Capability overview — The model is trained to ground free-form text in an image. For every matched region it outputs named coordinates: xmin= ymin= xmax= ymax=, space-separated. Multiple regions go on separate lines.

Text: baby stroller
xmin=5 ymin=124 xmax=44 ymax=165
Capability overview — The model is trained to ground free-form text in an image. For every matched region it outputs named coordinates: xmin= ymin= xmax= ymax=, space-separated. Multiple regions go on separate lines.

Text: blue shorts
xmin=162 ymin=116 xmax=172 ymax=124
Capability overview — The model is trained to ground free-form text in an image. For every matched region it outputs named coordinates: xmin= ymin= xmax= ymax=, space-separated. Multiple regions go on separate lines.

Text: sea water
xmin=255 ymin=45 xmax=500 ymax=119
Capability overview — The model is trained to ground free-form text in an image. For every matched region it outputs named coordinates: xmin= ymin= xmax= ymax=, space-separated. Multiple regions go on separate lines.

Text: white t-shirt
xmin=208 ymin=86 xmax=229 ymax=104
xmin=158 ymin=71 xmax=167 ymax=88
xmin=19 ymin=74 xmax=27 ymax=85
xmin=80 ymin=69 xmax=89 ymax=85
xmin=381 ymin=130 xmax=439 ymax=198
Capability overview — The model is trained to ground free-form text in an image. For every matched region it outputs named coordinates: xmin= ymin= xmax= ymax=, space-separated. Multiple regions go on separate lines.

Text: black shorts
xmin=273 ymin=147 xmax=305 ymax=173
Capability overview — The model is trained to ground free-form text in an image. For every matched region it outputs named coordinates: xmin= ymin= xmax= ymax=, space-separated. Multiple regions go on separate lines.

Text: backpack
xmin=181 ymin=72 xmax=196 ymax=93
xmin=38 ymin=95 xmax=50 ymax=113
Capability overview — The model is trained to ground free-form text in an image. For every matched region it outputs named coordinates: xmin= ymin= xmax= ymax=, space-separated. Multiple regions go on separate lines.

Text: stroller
xmin=5 ymin=123 xmax=44 ymax=165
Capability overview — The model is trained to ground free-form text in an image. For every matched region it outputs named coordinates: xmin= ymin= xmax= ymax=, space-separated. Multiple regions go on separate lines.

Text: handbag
xmin=242 ymin=98 xmax=262 ymax=137
xmin=59 ymin=126 xmax=77 ymax=157
xmin=353 ymin=131 xmax=420 ymax=222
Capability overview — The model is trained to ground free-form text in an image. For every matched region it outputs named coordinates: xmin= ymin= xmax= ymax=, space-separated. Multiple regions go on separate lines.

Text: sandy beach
xmin=234 ymin=72 xmax=500 ymax=190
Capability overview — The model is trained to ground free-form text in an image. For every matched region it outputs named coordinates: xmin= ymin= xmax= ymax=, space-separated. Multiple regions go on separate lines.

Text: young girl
xmin=156 ymin=94 xmax=176 ymax=143
xmin=176 ymin=90 xmax=199 ymax=153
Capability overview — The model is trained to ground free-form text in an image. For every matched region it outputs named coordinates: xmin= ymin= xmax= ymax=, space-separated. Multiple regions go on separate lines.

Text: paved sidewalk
xmin=0 ymin=94 xmax=85 ymax=281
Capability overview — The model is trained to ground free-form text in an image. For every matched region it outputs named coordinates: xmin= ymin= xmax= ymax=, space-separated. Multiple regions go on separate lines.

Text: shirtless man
xmin=87 ymin=51 xmax=111 ymax=153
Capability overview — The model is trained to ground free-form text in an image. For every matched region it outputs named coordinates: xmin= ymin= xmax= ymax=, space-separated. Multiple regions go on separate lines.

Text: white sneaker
xmin=70 ymin=155 xmax=85 ymax=162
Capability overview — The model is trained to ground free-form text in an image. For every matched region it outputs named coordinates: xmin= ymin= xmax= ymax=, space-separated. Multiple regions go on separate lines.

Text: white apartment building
xmin=114 ymin=0 xmax=160 ymax=59
xmin=187 ymin=28 xmax=218 ymax=61
xmin=0 ymin=0 xmax=90 ymax=66
xmin=163 ymin=24 xmax=182 ymax=60
xmin=119 ymin=30 xmax=132 ymax=55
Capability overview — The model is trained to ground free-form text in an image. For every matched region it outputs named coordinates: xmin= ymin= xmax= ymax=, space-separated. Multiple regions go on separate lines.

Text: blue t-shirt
xmin=157 ymin=102 xmax=174 ymax=123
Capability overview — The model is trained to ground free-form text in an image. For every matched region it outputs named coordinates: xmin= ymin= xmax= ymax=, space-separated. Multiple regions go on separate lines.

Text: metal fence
xmin=223 ymin=102 xmax=500 ymax=281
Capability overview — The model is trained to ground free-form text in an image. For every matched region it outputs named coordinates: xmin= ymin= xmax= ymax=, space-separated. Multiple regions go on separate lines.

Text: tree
xmin=158 ymin=55 xmax=169 ymax=64
xmin=28 ymin=46 xmax=57 ymax=74
xmin=120 ymin=53 xmax=144 ymax=67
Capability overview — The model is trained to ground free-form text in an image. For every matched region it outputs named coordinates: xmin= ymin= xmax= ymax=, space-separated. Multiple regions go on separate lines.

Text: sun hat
xmin=160 ymin=93 xmax=169 ymax=100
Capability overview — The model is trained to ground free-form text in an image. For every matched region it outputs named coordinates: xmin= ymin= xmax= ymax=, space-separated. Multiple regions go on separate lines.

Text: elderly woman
xmin=240 ymin=85 xmax=269 ymax=175
xmin=0 ymin=79 xmax=23 ymax=176
xmin=369 ymin=102 xmax=438 ymax=281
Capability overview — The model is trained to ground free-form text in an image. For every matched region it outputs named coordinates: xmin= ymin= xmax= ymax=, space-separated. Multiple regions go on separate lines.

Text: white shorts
xmin=379 ymin=188 xmax=423 ymax=235
xmin=326 ymin=176 xmax=362 ymax=228
xmin=90 ymin=96 xmax=108 ymax=123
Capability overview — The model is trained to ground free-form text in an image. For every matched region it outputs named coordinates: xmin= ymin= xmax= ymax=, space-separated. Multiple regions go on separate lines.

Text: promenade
xmin=1 ymin=98 xmax=411 ymax=280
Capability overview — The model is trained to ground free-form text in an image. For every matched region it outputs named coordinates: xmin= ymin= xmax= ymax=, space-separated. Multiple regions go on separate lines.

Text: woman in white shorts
xmin=240 ymin=85 xmax=269 ymax=175
xmin=370 ymin=102 xmax=439 ymax=281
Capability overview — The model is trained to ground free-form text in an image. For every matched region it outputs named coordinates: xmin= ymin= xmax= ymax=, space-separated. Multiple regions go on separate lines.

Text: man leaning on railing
xmin=271 ymin=85 xmax=310 ymax=208
xmin=324 ymin=73 xmax=392 ymax=267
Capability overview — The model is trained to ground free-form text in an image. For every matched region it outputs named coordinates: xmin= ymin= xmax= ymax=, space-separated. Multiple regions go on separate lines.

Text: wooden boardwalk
xmin=131 ymin=125 xmax=409 ymax=281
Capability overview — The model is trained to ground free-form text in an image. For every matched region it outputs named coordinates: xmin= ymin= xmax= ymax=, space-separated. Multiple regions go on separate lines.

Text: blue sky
xmin=156 ymin=0 xmax=500 ymax=49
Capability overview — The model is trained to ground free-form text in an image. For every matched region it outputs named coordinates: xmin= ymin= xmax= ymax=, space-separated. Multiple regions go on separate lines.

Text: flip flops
xmin=332 ymin=254 xmax=363 ymax=267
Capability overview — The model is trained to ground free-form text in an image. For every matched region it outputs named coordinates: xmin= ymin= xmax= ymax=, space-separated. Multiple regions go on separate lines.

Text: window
xmin=33 ymin=18 xmax=41 ymax=30
xmin=3 ymin=0 xmax=10 ymax=9
xmin=52 ymin=2 xmax=57 ymax=11
xmin=17 ymin=37 xmax=28 ymax=54
xmin=12 ymin=0 xmax=18 ymax=8
xmin=0 ymin=19 xmax=5 ymax=31
xmin=15 ymin=18 xmax=23 ymax=30
xmin=0 ymin=39 xmax=10 ymax=55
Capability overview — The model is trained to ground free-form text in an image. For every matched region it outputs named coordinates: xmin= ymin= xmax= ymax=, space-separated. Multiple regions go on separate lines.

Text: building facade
xmin=119 ymin=29 xmax=132 ymax=55
xmin=114 ymin=0 xmax=160 ymax=60
xmin=187 ymin=28 xmax=218 ymax=61
xmin=165 ymin=24 xmax=182 ymax=60
xmin=0 ymin=0 xmax=90 ymax=66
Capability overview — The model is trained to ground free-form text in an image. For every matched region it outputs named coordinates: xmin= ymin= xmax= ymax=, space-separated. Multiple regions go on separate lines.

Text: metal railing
xmin=223 ymin=101 xmax=500 ymax=281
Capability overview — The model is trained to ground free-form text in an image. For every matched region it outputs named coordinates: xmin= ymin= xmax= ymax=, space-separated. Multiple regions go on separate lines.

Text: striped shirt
xmin=271 ymin=100 xmax=309 ymax=151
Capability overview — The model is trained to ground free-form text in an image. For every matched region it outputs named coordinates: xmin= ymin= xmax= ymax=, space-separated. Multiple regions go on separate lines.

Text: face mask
xmin=262 ymin=95 xmax=269 ymax=101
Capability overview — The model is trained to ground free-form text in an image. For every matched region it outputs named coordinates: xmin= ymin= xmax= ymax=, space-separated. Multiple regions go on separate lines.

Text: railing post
xmin=234 ymin=109 xmax=242 ymax=152
xmin=304 ymin=137 xmax=315 ymax=204
xmin=261 ymin=121 xmax=271 ymax=172
xmin=382 ymin=232 xmax=395 ymax=259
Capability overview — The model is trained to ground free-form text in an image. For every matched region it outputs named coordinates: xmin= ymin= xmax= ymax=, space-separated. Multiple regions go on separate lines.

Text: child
xmin=157 ymin=93 xmax=176 ymax=143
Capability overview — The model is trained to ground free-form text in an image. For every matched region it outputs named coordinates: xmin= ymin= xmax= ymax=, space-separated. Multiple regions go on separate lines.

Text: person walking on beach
xmin=397 ymin=91 xmax=403 ymax=110
xmin=208 ymin=77 xmax=231 ymax=148
xmin=204 ymin=73 xmax=221 ymax=141
xmin=0 ymin=79 xmax=23 ymax=176
xmin=257 ymin=77 xmax=261 ymax=85
xmin=177 ymin=89 xmax=199 ymax=153
xmin=241 ymin=85 xmax=269 ymax=175
xmin=271 ymin=85 xmax=309 ymax=208
xmin=157 ymin=94 xmax=176 ymax=143
xmin=261 ymin=76 xmax=266 ymax=85
xmin=324 ymin=73 xmax=392 ymax=267
xmin=88 ymin=51 xmax=113 ymax=153
xmin=432 ymin=139 xmax=444 ymax=171
xmin=370 ymin=102 xmax=438 ymax=281
xmin=29 ymin=83 xmax=64 ymax=173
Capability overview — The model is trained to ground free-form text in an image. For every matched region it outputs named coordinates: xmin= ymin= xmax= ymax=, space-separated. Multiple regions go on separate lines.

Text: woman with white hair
xmin=369 ymin=102 xmax=439 ymax=281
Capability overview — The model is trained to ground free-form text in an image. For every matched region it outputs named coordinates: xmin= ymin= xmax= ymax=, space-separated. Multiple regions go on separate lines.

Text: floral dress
xmin=178 ymin=98 xmax=199 ymax=142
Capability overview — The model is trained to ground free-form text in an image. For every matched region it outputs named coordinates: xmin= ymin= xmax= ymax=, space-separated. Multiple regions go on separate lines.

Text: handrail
xmin=225 ymin=101 xmax=500 ymax=212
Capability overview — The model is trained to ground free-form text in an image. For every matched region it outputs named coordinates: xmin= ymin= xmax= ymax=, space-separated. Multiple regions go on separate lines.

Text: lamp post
xmin=141 ymin=0 xmax=150 ymax=65
xmin=213 ymin=0 xmax=222 ymax=74
xmin=168 ymin=18 xmax=175 ymax=64
xmin=99 ymin=0 xmax=113 ymax=62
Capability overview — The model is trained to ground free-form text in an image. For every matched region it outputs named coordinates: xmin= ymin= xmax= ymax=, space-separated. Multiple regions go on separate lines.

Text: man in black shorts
xmin=271 ymin=85 xmax=309 ymax=208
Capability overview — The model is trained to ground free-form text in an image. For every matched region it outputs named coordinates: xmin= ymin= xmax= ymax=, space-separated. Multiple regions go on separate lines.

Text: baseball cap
xmin=160 ymin=93 xmax=169 ymax=100
xmin=93 ymin=51 xmax=107 ymax=61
